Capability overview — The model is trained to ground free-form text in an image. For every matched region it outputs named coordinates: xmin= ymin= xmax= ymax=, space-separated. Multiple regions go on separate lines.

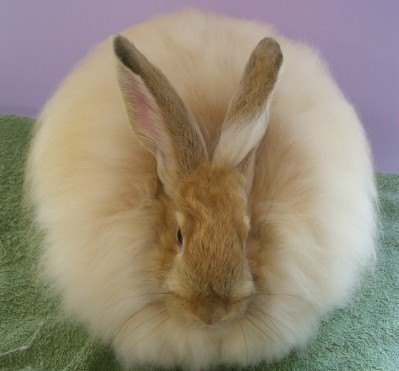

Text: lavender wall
xmin=1 ymin=0 xmax=398 ymax=173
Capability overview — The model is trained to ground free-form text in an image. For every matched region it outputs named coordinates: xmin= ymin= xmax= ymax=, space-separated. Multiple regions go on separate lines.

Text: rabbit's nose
xmin=195 ymin=304 xmax=226 ymax=325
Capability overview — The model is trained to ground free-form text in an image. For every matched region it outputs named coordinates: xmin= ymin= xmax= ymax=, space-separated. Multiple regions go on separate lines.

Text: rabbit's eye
xmin=177 ymin=227 xmax=183 ymax=246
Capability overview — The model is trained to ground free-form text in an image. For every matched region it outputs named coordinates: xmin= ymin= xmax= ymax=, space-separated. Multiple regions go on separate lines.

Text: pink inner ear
xmin=134 ymin=86 xmax=161 ymax=142
xmin=125 ymin=70 xmax=161 ymax=144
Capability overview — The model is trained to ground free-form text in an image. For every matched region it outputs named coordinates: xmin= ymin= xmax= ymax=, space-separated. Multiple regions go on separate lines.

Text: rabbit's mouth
xmin=163 ymin=291 xmax=253 ymax=329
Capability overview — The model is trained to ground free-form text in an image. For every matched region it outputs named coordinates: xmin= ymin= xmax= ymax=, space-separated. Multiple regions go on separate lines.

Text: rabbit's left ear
xmin=213 ymin=38 xmax=282 ymax=178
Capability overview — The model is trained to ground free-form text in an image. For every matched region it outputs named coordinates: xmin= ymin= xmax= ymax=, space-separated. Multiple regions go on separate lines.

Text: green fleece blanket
xmin=0 ymin=114 xmax=398 ymax=370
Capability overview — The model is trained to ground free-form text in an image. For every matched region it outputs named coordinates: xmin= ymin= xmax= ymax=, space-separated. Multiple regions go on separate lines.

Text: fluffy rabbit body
xmin=27 ymin=10 xmax=376 ymax=369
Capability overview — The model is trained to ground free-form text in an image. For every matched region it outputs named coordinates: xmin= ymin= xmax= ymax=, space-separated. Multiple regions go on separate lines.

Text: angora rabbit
xmin=27 ymin=10 xmax=376 ymax=370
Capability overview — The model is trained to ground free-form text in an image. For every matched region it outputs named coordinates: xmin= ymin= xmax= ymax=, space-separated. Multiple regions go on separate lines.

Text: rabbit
xmin=26 ymin=9 xmax=377 ymax=370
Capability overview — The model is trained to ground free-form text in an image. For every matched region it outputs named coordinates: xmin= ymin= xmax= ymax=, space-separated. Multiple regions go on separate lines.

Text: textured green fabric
xmin=0 ymin=114 xmax=398 ymax=370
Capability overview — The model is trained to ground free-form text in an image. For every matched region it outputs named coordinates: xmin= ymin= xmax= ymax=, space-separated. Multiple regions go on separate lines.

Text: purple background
xmin=1 ymin=1 xmax=398 ymax=173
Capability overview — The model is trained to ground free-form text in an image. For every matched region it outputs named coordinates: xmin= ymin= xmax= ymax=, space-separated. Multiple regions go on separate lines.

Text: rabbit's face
xmin=162 ymin=165 xmax=255 ymax=327
xmin=113 ymin=34 xmax=282 ymax=325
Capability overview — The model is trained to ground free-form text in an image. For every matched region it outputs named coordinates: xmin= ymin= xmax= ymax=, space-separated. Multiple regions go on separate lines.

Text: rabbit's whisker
xmin=256 ymin=291 xmax=307 ymax=302
xmin=113 ymin=300 xmax=164 ymax=340
xmin=128 ymin=292 xmax=172 ymax=298
xmin=267 ymin=312 xmax=290 ymax=346
xmin=248 ymin=304 xmax=288 ymax=346
xmin=129 ymin=312 xmax=172 ymax=351
xmin=264 ymin=187 xmax=278 ymax=222
xmin=128 ymin=309 xmax=168 ymax=335
xmin=244 ymin=314 xmax=275 ymax=345
xmin=128 ymin=269 xmax=156 ymax=275
xmin=239 ymin=320 xmax=248 ymax=364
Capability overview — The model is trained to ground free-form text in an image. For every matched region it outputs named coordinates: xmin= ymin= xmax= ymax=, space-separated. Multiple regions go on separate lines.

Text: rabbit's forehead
xmin=175 ymin=194 xmax=248 ymax=240
xmin=176 ymin=166 xmax=248 ymax=220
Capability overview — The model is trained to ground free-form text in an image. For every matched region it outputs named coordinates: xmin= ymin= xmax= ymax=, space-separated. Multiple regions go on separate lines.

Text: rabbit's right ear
xmin=113 ymin=35 xmax=207 ymax=195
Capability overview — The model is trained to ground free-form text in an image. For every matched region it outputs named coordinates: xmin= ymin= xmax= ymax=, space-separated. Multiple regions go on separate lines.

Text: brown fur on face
xmin=113 ymin=35 xmax=282 ymax=326
xmin=157 ymin=164 xmax=255 ymax=326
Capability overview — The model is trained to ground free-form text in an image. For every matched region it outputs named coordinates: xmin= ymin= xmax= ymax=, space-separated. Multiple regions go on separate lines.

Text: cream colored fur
xmin=26 ymin=10 xmax=376 ymax=369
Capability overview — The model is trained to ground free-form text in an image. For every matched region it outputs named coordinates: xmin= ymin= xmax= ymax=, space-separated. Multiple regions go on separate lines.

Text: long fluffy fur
xmin=26 ymin=10 xmax=376 ymax=369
